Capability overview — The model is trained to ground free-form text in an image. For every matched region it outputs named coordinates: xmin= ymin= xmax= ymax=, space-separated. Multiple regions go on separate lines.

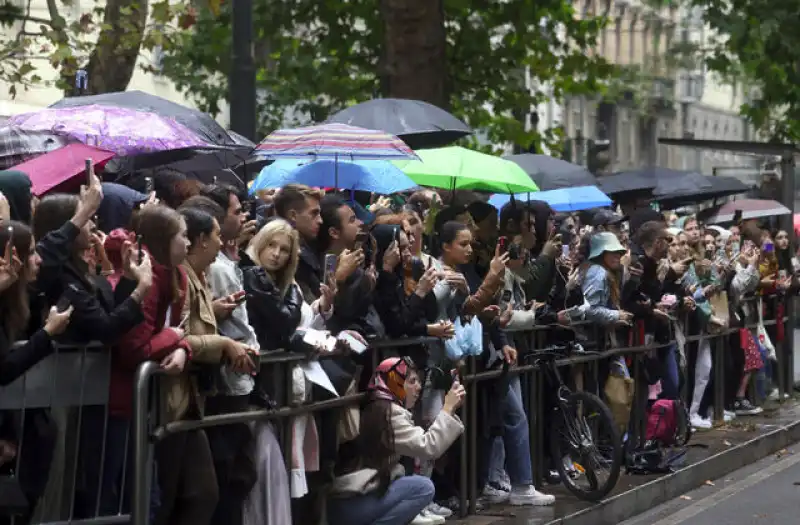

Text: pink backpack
xmin=646 ymin=399 xmax=679 ymax=445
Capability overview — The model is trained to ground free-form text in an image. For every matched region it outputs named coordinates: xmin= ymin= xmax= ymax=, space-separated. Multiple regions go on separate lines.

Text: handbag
xmin=756 ymin=297 xmax=776 ymax=361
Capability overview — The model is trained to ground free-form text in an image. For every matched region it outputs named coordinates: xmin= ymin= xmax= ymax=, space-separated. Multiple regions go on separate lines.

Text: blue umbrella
xmin=249 ymin=158 xmax=418 ymax=195
xmin=489 ymin=185 xmax=611 ymax=212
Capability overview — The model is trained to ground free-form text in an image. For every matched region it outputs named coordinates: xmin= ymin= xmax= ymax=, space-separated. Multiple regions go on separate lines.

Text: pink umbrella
xmin=11 ymin=143 xmax=115 ymax=196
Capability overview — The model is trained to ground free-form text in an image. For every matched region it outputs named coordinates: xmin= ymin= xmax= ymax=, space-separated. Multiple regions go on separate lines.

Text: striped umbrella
xmin=255 ymin=123 xmax=418 ymax=161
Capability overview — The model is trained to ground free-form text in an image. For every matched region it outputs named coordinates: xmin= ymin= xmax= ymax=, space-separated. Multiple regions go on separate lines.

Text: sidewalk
xmin=449 ymin=397 xmax=800 ymax=525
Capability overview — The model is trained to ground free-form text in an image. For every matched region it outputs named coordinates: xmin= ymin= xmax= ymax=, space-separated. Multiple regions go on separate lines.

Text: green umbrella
xmin=393 ymin=146 xmax=539 ymax=194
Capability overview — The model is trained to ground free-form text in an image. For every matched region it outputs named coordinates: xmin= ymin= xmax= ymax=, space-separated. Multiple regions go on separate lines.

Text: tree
xmin=0 ymin=0 xmax=189 ymax=97
xmin=161 ymin=0 xmax=615 ymax=153
xmin=694 ymin=0 xmax=800 ymax=142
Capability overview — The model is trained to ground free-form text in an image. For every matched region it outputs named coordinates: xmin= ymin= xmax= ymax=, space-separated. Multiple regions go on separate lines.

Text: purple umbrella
xmin=8 ymin=104 xmax=213 ymax=156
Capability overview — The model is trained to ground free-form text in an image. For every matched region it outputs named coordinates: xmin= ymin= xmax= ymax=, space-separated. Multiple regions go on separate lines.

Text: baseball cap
xmin=591 ymin=209 xmax=627 ymax=227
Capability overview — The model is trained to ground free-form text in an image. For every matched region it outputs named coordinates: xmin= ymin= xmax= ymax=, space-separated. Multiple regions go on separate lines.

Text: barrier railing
xmin=0 ymin=294 xmax=792 ymax=525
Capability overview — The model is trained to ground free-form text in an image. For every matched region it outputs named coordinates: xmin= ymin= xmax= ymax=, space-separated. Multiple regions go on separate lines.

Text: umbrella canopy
xmin=598 ymin=167 xmax=711 ymax=202
xmin=8 ymin=105 xmax=214 ymax=157
xmin=504 ymin=154 xmax=596 ymax=190
xmin=706 ymin=198 xmax=791 ymax=224
xmin=488 ymin=185 xmax=611 ymax=212
xmin=393 ymin=146 xmax=539 ymax=194
xmin=255 ymin=123 xmax=418 ymax=160
xmin=656 ymin=175 xmax=751 ymax=209
xmin=249 ymin=159 xmax=418 ymax=195
xmin=11 ymin=143 xmax=115 ymax=196
xmin=326 ymin=98 xmax=472 ymax=149
xmin=50 ymin=90 xmax=234 ymax=145
xmin=227 ymin=130 xmax=256 ymax=148
xmin=0 ymin=126 xmax=71 ymax=170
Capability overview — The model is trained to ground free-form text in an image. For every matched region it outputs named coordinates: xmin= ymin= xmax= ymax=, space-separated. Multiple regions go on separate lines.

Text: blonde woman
xmin=241 ymin=218 xmax=335 ymax=513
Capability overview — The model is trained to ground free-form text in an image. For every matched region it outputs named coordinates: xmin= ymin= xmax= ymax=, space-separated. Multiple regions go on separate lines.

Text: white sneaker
xmin=482 ymin=483 xmax=510 ymax=504
xmin=690 ymin=413 xmax=712 ymax=430
xmin=724 ymin=410 xmax=736 ymax=422
xmin=425 ymin=502 xmax=453 ymax=518
xmin=509 ymin=485 xmax=555 ymax=506
xmin=410 ymin=513 xmax=438 ymax=525
xmin=421 ymin=510 xmax=446 ymax=524
xmin=768 ymin=388 xmax=780 ymax=401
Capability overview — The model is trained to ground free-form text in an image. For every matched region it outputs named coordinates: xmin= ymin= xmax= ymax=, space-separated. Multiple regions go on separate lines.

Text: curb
xmin=544 ymin=418 xmax=800 ymax=525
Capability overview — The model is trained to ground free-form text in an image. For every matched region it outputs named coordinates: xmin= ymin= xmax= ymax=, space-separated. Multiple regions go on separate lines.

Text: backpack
xmin=646 ymin=399 xmax=690 ymax=446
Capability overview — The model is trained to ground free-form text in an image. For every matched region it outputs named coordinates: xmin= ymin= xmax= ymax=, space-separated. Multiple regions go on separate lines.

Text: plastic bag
xmin=444 ymin=315 xmax=484 ymax=360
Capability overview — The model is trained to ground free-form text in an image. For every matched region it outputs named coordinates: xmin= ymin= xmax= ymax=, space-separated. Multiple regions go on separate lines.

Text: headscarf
xmin=368 ymin=357 xmax=410 ymax=405
xmin=0 ymin=171 xmax=32 ymax=224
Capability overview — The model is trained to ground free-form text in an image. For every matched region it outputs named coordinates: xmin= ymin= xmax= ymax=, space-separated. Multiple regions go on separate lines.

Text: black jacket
xmin=36 ymin=221 xmax=144 ymax=345
xmin=374 ymin=270 xmax=436 ymax=339
xmin=240 ymin=253 xmax=303 ymax=351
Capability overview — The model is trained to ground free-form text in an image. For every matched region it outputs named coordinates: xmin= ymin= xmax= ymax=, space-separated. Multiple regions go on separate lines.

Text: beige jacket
xmin=161 ymin=263 xmax=227 ymax=422
xmin=329 ymin=403 xmax=464 ymax=497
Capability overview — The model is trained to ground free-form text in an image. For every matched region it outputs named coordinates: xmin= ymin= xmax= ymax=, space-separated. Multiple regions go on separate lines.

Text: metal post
xmin=131 ymin=362 xmax=160 ymax=525
xmin=780 ymin=153 xmax=796 ymax=390
xmin=230 ymin=0 xmax=257 ymax=141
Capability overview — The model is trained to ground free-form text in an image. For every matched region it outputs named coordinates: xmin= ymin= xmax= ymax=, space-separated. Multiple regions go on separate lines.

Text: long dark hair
xmin=0 ymin=221 xmax=34 ymax=341
xmin=135 ymin=205 xmax=184 ymax=303
xmin=357 ymin=398 xmax=397 ymax=494
xmin=32 ymin=194 xmax=93 ymax=287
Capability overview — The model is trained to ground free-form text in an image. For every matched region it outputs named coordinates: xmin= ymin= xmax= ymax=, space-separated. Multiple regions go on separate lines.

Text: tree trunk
xmin=379 ymin=0 xmax=447 ymax=109
xmin=84 ymin=0 xmax=149 ymax=94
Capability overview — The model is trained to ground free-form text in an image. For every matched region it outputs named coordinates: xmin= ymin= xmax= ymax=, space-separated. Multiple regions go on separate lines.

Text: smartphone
xmin=498 ymin=236 xmax=508 ymax=253
xmin=393 ymin=225 xmax=401 ymax=244
xmin=502 ymin=289 xmax=512 ymax=302
xmin=562 ymin=244 xmax=570 ymax=258
xmin=323 ymin=253 xmax=337 ymax=283
xmin=136 ymin=234 xmax=143 ymax=264
xmin=232 ymin=290 xmax=247 ymax=304
xmin=410 ymin=256 xmax=425 ymax=281
xmin=338 ymin=331 xmax=367 ymax=354
xmin=144 ymin=176 xmax=154 ymax=194
xmin=55 ymin=294 xmax=71 ymax=313
xmin=247 ymin=200 xmax=258 ymax=223
xmin=85 ymin=158 xmax=92 ymax=185
xmin=763 ymin=242 xmax=774 ymax=253
xmin=450 ymin=368 xmax=461 ymax=384
xmin=508 ymin=243 xmax=520 ymax=260
xmin=733 ymin=209 xmax=743 ymax=224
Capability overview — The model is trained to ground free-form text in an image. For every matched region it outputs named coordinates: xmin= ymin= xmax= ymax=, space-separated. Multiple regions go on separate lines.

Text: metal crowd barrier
xmin=0 ymin=294 xmax=792 ymax=525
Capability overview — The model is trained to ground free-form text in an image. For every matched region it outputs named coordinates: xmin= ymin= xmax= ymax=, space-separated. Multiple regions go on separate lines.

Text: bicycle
xmin=525 ymin=342 xmax=623 ymax=502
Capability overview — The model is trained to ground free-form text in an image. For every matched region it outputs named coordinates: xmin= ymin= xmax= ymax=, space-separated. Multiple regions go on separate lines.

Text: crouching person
xmin=327 ymin=357 xmax=465 ymax=525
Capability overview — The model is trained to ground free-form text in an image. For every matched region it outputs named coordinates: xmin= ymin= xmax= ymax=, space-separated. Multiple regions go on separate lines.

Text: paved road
xmin=620 ymin=443 xmax=800 ymax=525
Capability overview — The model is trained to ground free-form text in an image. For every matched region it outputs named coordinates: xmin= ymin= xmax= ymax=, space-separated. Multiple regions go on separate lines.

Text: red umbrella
xmin=11 ymin=143 xmax=115 ymax=196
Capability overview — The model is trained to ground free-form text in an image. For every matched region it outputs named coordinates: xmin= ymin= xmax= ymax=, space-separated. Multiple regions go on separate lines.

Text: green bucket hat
xmin=589 ymin=232 xmax=626 ymax=260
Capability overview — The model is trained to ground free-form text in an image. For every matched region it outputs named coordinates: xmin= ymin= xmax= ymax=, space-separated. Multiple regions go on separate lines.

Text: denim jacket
xmin=581 ymin=263 xmax=620 ymax=325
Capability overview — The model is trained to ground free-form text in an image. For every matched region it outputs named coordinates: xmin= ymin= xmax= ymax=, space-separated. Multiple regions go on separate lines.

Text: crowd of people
xmin=0 ymin=166 xmax=794 ymax=525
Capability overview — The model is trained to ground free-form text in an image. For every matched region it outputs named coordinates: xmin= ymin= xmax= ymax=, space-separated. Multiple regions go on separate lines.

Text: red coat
xmin=109 ymin=257 xmax=190 ymax=418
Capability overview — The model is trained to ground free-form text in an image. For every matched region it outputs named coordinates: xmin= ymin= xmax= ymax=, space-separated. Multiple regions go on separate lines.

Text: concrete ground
xmin=449 ymin=396 xmax=800 ymax=525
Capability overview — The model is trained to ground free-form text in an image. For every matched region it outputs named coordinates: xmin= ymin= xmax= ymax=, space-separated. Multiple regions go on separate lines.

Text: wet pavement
xmin=449 ymin=398 xmax=800 ymax=524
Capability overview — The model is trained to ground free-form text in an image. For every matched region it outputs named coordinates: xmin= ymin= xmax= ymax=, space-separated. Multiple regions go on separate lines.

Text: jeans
xmin=660 ymin=344 xmax=680 ymax=400
xmin=487 ymin=377 xmax=533 ymax=486
xmin=326 ymin=475 xmax=434 ymax=525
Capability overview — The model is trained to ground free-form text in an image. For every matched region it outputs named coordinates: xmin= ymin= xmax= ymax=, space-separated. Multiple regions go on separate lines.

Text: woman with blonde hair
xmin=241 ymin=218 xmax=336 ymax=516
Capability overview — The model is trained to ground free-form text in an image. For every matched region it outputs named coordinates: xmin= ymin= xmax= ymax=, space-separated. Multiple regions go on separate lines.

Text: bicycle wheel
xmin=549 ymin=391 xmax=622 ymax=502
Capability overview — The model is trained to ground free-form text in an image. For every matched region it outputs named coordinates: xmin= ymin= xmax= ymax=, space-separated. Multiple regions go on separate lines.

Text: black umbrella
xmin=599 ymin=167 xmax=710 ymax=199
xmin=504 ymin=154 xmax=597 ymax=190
xmin=227 ymin=130 xmax=256 ymax=148
xmin=326 ymin=98 xmax=472 ymax=149
xmin=656 ymin=175 xmax=751 ymax=209
xmin=50 ymin=91 xmax=235 ymax=146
